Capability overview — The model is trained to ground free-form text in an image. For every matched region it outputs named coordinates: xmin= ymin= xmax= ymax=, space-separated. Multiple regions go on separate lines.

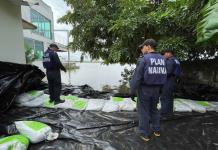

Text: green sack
xmin=15 ymin=121 xmax=54 ymax=143
xmin=43 ymin=98 xmax=55 ymax=108
xmin=72 ymin=99 xmax=87 ymax=110
xmin=0 ymin=135 xmax=29 ymax=150
xmin=65 ymin=95 xmax=79 ymax=101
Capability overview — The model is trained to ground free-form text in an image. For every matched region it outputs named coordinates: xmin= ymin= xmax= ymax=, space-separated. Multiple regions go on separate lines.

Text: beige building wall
xmin=0 ymin=1 xmax=26 ymax=64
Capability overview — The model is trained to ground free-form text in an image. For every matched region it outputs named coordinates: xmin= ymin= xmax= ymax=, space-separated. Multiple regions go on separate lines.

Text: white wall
xmin=22 ymin=0 xmax=54 ymax=51
xmin=0 ymin=1 xmax=26 ymax=64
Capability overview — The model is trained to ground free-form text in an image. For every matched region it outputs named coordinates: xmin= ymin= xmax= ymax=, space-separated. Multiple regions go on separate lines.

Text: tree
xmin=197 ymin=0 xmax=218 ymax=43
xmin=59 ymin=0 xmax=218 ymax=64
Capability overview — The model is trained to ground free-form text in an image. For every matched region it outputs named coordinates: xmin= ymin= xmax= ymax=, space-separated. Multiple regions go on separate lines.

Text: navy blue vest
xmin=43 ymin=49 xmax=54 ymax=70
xmin=143 ymin=52 xmax=167 ymax=85
xmin=172 ymin=57 xmax=181 ymax=77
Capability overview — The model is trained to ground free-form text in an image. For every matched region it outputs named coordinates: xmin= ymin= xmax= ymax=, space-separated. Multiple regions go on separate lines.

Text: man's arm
xmin=166 ymin=58 xmax=175 ymax=77
xmin=52 ymin=52 xmax=66 ymax=72
xmin=130 ymin=58 xmax=145 ymax=95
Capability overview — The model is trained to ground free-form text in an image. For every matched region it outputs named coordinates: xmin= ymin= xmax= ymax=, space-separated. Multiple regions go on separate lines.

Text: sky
xmin=42 ymin=0 xmax=71 ymax=45
xmin=41 ymin=0 xmax=91 ymax=61
xmin=42 ymin=0 xmax=71 ymax=30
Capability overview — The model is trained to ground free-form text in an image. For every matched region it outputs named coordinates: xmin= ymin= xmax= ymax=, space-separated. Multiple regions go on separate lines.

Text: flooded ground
xmin=34 ymin=61 xmax=134 ymax=91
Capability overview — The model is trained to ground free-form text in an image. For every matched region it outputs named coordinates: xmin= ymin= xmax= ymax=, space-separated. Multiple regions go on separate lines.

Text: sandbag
xmin=15 ymin=91 xmax=44 ymax=104
xmin=0 ymin=135 xmax=29 ymax=150
xmin=43 ymin=95 xmax=68 ymax=108
xmin=111 ymin=97 xmax=137 ymax=111
xmin=72 ymin=99 xmax=88 ymax=110
xmin=61 ymin=95 xmax=87 ymax=110
xmin=86 ymin=99 xmax=107 ymax=111
xmin=178 ymin=99 xmax=206 ymax=113
xmin=64 ymin=95 xmax=79 ymax=101
xmin=174 ymin=99 xmax=192 ymax=112
xmin=15 ymin=121 xmax=58 ymax=143
xmin=118 ymin=98 xmax=136 ymax=111
xmin=102 ymin=100 xmax=119 ymax=112
xmin=17 ymin=94 xmax=49 ymax=107
xmin=43 ymin=98 xmax=55 ymax=108
xmin=208 ymin=102 xmax=218 ymax=112
xmin=54 ymin=99 xmax=73 ymax=109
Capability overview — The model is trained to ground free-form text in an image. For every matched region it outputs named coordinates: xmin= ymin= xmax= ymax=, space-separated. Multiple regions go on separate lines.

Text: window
xmin=24 ymin=38 xmax=34 ymax=49
xmin=24 ymin=38 xmax=44 ymax=60
xmin=31 ymin=9 xmax=52 ymax=39
xmin=34 ymin=40 xmax=44 ymax=59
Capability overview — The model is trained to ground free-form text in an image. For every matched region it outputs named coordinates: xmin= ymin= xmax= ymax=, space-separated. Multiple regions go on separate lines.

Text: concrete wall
xmin=0 ymin=1 xmax=26 ymax=64
xmin=22 ymin=0 xmax=54 ymax=51
xmin=181 ymin=57 xmax=218 ymax=88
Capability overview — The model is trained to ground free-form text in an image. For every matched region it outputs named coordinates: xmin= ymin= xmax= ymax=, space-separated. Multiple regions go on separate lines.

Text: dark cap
xmin=139 ymin=39 xmax=157 ymax=49
xmin=49 ymin=43 xmax=59 ymax=49
xmin=162 ymin=48 xmax=174 ymax=55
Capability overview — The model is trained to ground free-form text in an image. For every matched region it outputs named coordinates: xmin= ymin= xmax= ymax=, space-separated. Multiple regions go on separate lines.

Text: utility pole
xmin=54 ymin=29 xmax=71 ymax=85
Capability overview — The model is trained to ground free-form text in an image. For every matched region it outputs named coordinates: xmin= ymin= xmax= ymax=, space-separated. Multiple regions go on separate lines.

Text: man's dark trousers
xmin=160 ymin=76 xmax=175 ymax=117
xmin=46 ymin=70 xmax=61 ymax=102
xmin=137 ymin=85 xmax=161 ymax=136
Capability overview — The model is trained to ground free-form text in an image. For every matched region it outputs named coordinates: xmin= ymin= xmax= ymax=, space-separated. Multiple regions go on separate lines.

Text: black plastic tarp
xmin=0 ymin=107 xmax=218 ymax=150
xmin=0 ymin=61 xmax=45 ymax=112
xmin=45 ymin=84 xmax=111 ymax=99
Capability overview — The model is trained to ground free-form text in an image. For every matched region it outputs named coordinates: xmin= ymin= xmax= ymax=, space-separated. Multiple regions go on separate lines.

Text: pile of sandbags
xmin=174 ymin=99 xmax=192 ymax=112
xmin=174 ymin=98 xmax=218 ymax=113
xmin=15 ymin=90 xmax=218 ymax=113
xmin=15 ymin=91 xmax=137 ymax=112
xmin=0 ymin=121 xmax=58 ymax=150
xmin=102 ymin=97 xmax=136 ymax=112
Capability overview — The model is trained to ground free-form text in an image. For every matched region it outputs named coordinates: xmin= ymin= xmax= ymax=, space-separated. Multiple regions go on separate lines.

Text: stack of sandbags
xmin=86 ymin=99 xmax=107 ymax=111
xmin=176 ymin=98 xmax=206 ymax=113
xmin=16 ymin=91 xmax=218 ymax=113
xmin=194 ymin=101 xmax=218 ymax=112
xmin=55 ymin=95 xmax=88 ymax=110
xmin=174 ymin=99 xmax=192 ymax=112
xmin=102 ymin=97 xmax=136 ymax=112
xmin=207 ymin=102 xmax=218 ymax=112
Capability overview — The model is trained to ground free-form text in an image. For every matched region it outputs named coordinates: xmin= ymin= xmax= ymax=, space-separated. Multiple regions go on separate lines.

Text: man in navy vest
xmin=43 ymin=43 xmax=66 ymax=105
xmin=130 ymin=39 xmax=167 ymax=142
xmin=160 ymin=49 xmax=181 ymax=118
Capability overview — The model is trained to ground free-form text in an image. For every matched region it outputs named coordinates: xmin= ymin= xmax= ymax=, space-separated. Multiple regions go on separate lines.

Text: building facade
xmin=22 ymin=0 xmax=55 ymax=60
xmin=0 ymin=0 xmax=26 ymax=64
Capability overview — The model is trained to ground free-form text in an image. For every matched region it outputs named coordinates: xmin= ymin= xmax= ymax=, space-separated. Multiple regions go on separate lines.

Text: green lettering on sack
xmin=24 ymin=121 xmax=47 ymax=131
xmin=112 ymin=97 xmax=124 ymax=102
xmin=196 ymin=101 xmax=209 ymax=107
xmin=27 ymin=90 xmax=38 ymax=96
xmin=0 ymin=135 xmax=29 ymax=146
xmin=66 ymin=95 xmax=79 ymax=101
xmin=43 ymin=99 xmax=54 ymax=108
xmin=73 ymin=99 xmax=87 ymax=110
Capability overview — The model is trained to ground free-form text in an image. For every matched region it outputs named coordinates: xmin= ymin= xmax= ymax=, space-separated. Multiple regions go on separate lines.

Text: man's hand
xmin=130 ymin=94 xmax=137 ymax=102
xmin=63 ymin=68 xmax=67 ymax=72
